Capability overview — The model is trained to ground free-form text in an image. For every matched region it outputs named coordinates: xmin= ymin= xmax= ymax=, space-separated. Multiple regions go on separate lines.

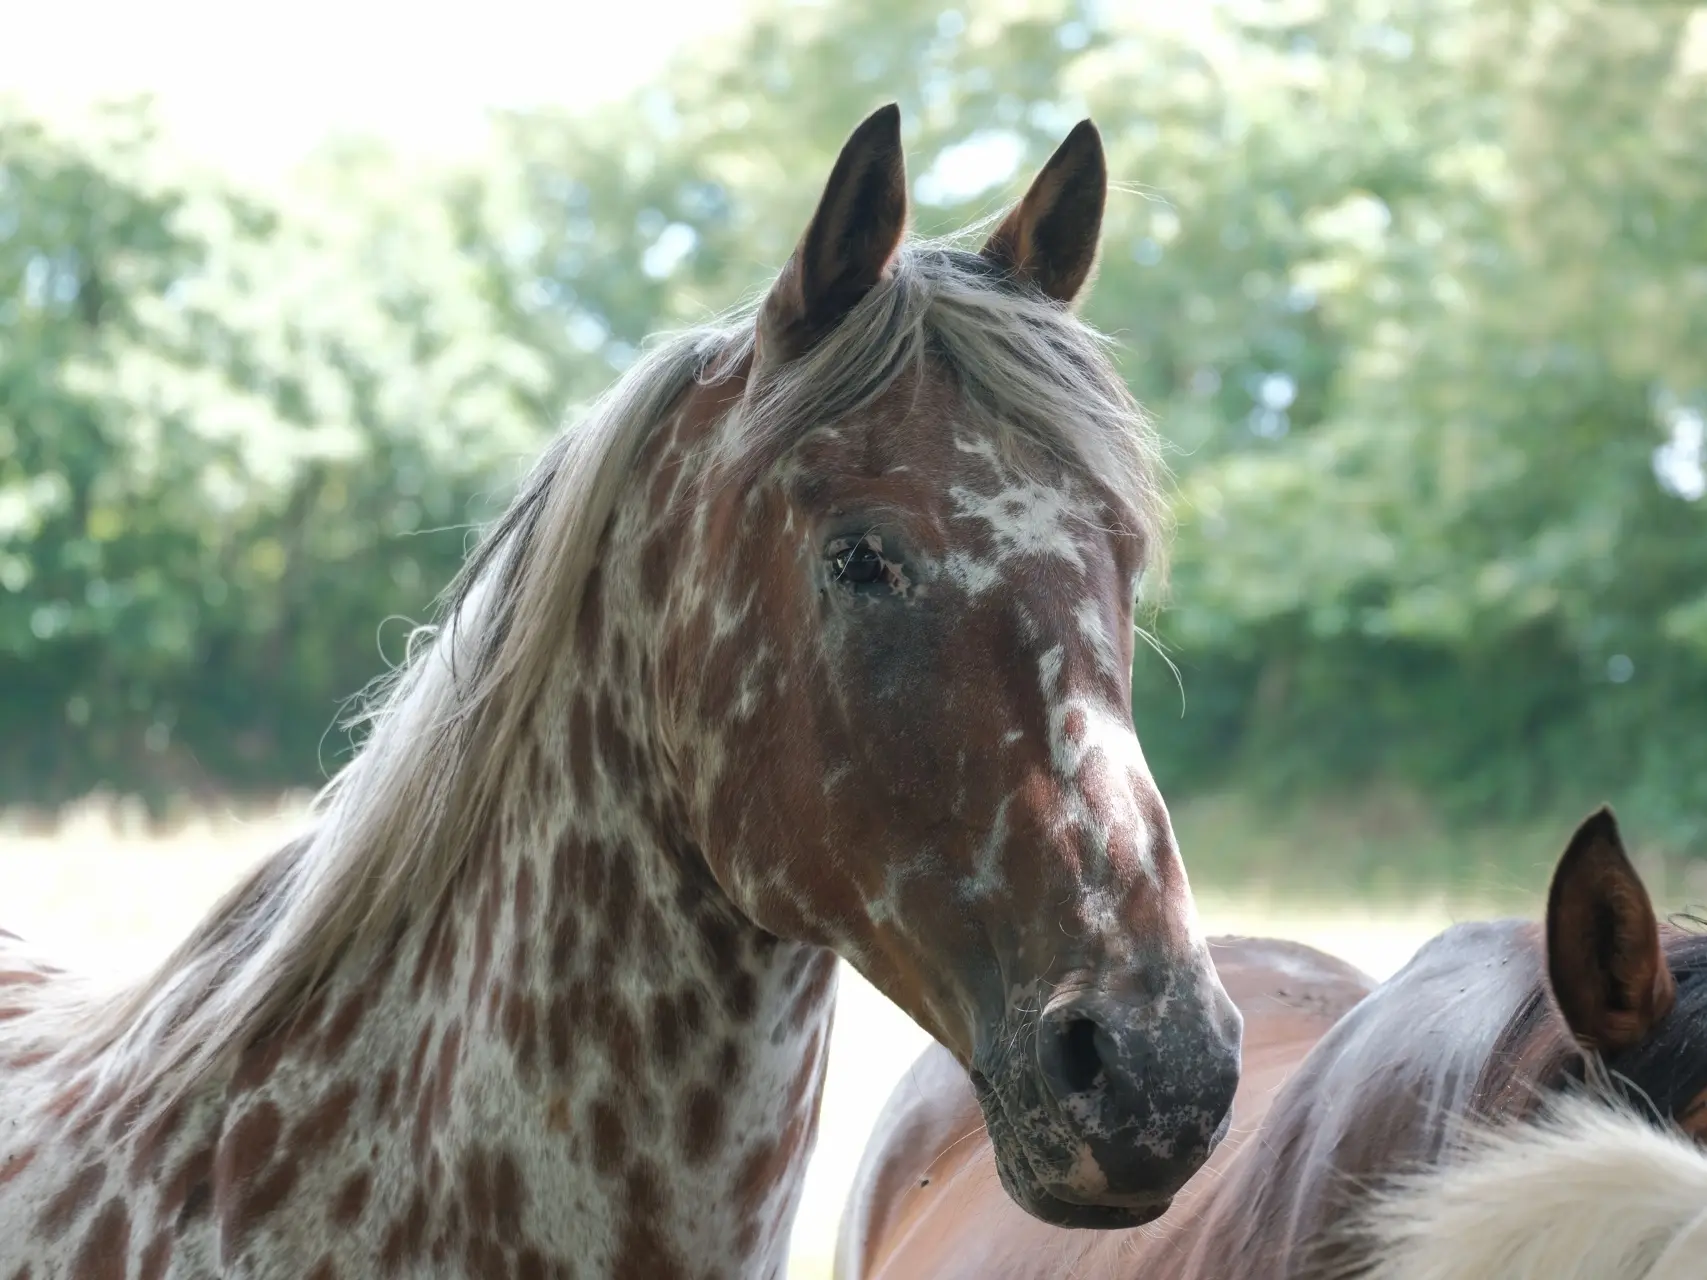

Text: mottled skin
xmin=0 ymin=107 xmax=1240 ymax=1277
xmin=838 ymin=807 xmax=1707 ymax=1280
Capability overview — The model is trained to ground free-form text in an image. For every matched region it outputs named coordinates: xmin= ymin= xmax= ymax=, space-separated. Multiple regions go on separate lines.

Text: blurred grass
xmin=5 ymin=786 xmax=1701 ymax=1280
xmin=1170 ymin=787 xmax=1707 ymax=918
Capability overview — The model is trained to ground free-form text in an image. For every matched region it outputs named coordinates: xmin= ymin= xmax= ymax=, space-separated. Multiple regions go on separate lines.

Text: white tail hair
xmin=1353 ymin=1096 xmax=1707 ymax=1280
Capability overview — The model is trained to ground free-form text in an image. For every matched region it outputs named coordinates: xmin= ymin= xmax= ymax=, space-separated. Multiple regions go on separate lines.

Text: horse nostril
xmin=1057 ymin=1017 xmax=1104 ymax=1094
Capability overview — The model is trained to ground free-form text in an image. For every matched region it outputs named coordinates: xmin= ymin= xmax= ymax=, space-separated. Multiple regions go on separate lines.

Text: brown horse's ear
xmin=980 ymin=119 xmax=1107 ymax=306
xmin=759 ymin=103 xmax=908 ymax=364
xmin=1546 ymin=805 xmax=1675 ymax=1052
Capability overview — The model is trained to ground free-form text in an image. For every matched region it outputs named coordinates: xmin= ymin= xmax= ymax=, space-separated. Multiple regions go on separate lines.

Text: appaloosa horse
xmin=838 ymin=806 xmax=1707 ymax=1280
xmin=0 ymin=105 xmax=1242 ymax=1277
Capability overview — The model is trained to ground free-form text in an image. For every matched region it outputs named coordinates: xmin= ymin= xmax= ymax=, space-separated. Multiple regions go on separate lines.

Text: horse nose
xmin=1037 ymin=1009 xmax=1115 ymax=1099
xmin=1035 ymin=985 xmax=1241 ymax=1199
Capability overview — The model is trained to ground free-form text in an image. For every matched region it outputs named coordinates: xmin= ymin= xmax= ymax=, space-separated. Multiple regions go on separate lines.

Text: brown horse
xmin=838 ymin=806 xmax=1707 ymax=1280
xmin=0 ymin=105 xmax=1241 ymax=1277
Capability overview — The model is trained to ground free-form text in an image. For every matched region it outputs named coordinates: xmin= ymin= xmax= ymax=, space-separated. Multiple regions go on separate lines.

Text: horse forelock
xmin=714 ymin=238 xmax=1167 ymax=570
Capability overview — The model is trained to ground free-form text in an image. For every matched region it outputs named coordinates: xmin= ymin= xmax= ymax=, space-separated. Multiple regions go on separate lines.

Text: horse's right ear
xmin=1546 ymin=805 xmax=1675 ymax=1052
xmin=759 ymin=103 xmax=908 ymax=365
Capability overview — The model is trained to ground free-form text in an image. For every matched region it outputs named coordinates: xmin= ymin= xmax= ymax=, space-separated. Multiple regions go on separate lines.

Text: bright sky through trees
xmin=2 ymin=0 xmax=750 ymax=180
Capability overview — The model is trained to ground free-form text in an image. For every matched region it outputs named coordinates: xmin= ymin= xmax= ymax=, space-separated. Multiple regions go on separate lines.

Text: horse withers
xmin=838 ymin=806 xmax=1707 ymax=1280
xmin=0 ymin=105 xmax=1238 ymax=1277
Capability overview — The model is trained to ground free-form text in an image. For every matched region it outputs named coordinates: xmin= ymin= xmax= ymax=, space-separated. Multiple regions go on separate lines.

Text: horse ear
xmin=759 ymin=103 xmax=908 ymax=364
xmin=980 ymin=119 xmax=1107 ymax=306
xmin=1546 ymin=805 xmax=1675 ymax=1052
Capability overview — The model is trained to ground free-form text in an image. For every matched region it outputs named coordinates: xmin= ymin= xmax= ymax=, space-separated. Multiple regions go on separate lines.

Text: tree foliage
xmin=3 ymin=0 xmax=1704 ymax=845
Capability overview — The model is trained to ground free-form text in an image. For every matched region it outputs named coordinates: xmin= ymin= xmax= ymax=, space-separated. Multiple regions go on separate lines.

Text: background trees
xmin=4 ymin=0 xmax=1703 ymax=850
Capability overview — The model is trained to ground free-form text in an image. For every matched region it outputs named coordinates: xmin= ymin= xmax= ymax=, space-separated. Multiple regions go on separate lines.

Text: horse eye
xmin=832 ymin=542 xmax=887 ymax=586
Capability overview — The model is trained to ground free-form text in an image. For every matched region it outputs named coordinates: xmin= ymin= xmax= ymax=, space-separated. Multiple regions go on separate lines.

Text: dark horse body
xmin=840 ymin=808 xmax=1707 ymax=1279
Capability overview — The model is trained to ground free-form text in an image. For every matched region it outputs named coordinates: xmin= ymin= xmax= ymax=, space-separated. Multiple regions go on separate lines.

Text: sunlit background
xmin=5 ymin=1 xmax=1707 ymax=1274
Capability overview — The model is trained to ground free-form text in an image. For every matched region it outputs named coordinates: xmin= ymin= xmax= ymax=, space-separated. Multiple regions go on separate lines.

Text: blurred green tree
xmin=4 ymin=0 xmax=1705 ymax=849
xmin=0 ymin=103 xmax=544 ymax=805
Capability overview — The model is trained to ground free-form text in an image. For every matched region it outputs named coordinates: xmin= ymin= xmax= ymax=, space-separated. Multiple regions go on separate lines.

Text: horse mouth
xmin=971 ymin=1069 xmax=1176 ymax=1230
xmin=1017 ymin=1184 xmax=1174 ymax=1230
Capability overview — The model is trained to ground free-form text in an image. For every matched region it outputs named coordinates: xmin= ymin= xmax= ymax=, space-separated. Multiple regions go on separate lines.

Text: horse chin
xmin=1007 ymin=1182 xmax=1173 ymax=1230
xmin=977 ymin=1087 xmax=1176 ymax=1229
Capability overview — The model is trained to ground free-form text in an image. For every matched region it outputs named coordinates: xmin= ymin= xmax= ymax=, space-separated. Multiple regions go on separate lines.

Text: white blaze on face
xmin=1038 ymin=642 xmax=1159 ymax=880
xmin=960 ymin=793 xmax=1013 ymax=903
xmin=1074 ymin=599 xmax=1125 ymax=683
xmin=949 ymin=480 xmax=1087 ymax=576
xmin=944 ymin=436 xmax=1091 ymax=598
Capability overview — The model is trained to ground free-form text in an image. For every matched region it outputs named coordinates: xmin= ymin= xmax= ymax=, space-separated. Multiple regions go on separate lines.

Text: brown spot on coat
xmin=70 ymin=1197 xmax=129 ymax=1280
xmin=568 ymin=697 xmax=594 ymax=799
xmin=464 ymin=1149 xmax=495 ymax=1233
xmin=138 ymin=1232 xmax=173 ymax=1280
xmin=216 ymin=1103 xmax=281 ymax=1188
xmin=651 ymin=992 xmax=685 ymax=1068
xmin=514 ymin=858 xmax=537 ymax=930
xmin=322 ymin=986 xmax=371 ymax=1060
xmin=231 ymin=1034 xmax=287 ymax=1094
xmin=48 ymin=1075 xmax=94 ymax=1120
xmin=682 ymin=1086 xmax=725 ymax=1164
xmin=611 ymin=1161 xmax=684 ymax=1279
xmin=372 ymin=1066 xmax=400 ymax=1122
xmin=129 ymin=1098 xmax=186 ymax=1181
xmin=163 ymin=1145 xmax=213 ymax=1223
xmin=331 ymin=1170 xmax=372 ymax=1226
xmin=380 ymin=1188 xmax=431 ymax=1272
xmin=0 ymin=1146 xmax=37 ymax=1188
xmin=547 ymin=993 xmax=576 ymax=1073
xmin=39 ymin=1160 xmax=106 ymax=1234
xmin=215 ymin=1101 xmax=302 ymax=1243
xmin=433 ymin=1022 xmax=464 ymax=1121
xmin=290 ymin=1081 xmax=359 ymax=1161
xmin=591 ymin=1100 xmax=626 ymax=1176
xmin=492 ymin=1149 xmax=525 ymax=1235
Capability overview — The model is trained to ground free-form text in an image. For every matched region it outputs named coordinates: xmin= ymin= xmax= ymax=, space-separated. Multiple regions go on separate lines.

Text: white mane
xmin=1352 ymin=1095 xmax=1707 ymax=1280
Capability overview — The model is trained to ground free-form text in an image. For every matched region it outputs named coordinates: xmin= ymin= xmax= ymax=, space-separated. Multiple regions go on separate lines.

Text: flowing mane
xmin=1350 ymin=1095 xmax=1707 ymax=1280
xmin=10 ymin=238 xmax=1167 ymax=1115
xmin=1340 ymin=925 xmax=1707 ymax=1280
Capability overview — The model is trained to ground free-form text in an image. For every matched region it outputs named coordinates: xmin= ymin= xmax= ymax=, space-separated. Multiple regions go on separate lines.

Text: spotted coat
xmin=0 ymin=105 xmax=1242 ymax=1277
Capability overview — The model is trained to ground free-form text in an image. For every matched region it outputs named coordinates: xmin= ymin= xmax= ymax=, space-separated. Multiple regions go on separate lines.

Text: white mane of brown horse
xmin=1353 ymin=1095 xmax=1707 ymax=1280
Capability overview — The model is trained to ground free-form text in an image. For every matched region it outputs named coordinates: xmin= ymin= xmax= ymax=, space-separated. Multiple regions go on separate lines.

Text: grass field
xmin=4 ymin=791 xmax=1699 ymax=1277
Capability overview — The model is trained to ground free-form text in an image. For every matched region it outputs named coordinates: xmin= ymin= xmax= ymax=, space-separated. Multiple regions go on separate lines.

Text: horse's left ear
xmin=759 ymin=102 xmax=909 ymax=364
xmin=980 ymin=119 xmax=1107 ymax=306
xmin=1546 ymin=805 xmax=1676 ymax=1052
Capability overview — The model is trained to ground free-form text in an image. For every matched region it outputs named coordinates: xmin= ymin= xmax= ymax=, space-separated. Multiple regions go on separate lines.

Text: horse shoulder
xmin=838 ymin=937 xmax=1376 ymax=1280
xmin=835 ymin=1041 xmax=979 ymax=1280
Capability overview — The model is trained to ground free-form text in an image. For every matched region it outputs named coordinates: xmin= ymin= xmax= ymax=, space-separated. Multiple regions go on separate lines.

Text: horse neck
xmin=207 ymin=389 xmax=837 ymax=1273
xmin=349 ymin=780 xmax=840 ymax=1275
